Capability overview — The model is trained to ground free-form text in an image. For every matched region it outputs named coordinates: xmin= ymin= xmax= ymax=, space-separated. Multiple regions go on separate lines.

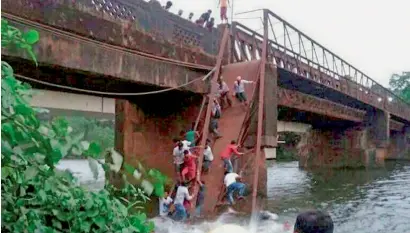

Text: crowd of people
xmin=151 ymin=0 xmax=231 ymax=32
xmin=157 ymin=76 xmax=255 ymax=221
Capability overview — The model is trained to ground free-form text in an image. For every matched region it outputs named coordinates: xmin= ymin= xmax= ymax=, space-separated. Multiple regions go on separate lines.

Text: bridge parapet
xmin=230 ymin=10 xmax=410 ymax=122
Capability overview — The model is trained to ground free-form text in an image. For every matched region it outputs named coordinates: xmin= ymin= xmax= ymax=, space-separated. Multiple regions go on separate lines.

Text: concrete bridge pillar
xmin=297 ymin=108 xmax=393 ymax=168
xmin=365 ymin=109 xmax=390 ymax=166
xmin=113 ymin=93 xmax=203 ymax=182
xmin=388 ymin=126 xmax=410 ymax=160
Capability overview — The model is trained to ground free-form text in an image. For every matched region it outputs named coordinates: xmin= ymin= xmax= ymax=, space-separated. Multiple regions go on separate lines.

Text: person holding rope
xmin=224 ymin=171 xmax=246 ymax=205
xmin=233 ymin=76 xmax=255 ymax=107
xmin=217 ymin=77 xmax=232 ymax=109
xmin=172 ymin=181 xmax=195 ymax=221
xmin=181 ymin=150 xmax=198 ymax=182
xmin=185 ymin=122 xmax=200 ymax=147
xmin=221 ymin=140 xmax=243 ymax=173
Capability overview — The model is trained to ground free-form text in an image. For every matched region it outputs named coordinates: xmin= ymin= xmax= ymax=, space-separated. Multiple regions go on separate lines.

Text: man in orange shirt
xmin=219 ymin=0 xmax=230 ymax=24
xmin=221 ymin=140 xmax=243 ymax=172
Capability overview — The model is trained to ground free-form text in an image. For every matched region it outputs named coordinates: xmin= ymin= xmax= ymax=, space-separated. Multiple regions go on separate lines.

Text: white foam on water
xmin=151 ymin=210 xmax=293 ymax=233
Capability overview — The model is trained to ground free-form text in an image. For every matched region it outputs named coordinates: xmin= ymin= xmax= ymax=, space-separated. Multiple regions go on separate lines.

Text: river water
xmin=58 ymin=160 xmax=410 ymax=233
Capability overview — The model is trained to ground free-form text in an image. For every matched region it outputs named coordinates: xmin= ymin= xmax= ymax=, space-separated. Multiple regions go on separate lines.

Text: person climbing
xmin=196 ymin=10 xmax=212 ymax=27
xmin=202 ymin=139 xmax=214 ymax=172
xmin=195 ymin=180 xmax=206 ymax=217
xmin=224 ymin=171 xmax=246 ymax=205
xmin=233 ymin=76 xmax=255 ymax=107
xmin=294 ymin=210 xmax=334 ymax=233
xmin=173 ymin=142 xmax=185 ymax=175
xmin=218 ymin=0 xmax=230 ymax=23
xmin=159 ymin=191 xmax=173 ymax=217
xmin=172 ymin=181 xmax=195 ymax=221
xmin=221 ymin=140 xmax=243 ymax=173
xmin=217 ymin=78 xmax=232 ymax=109
xmin=181 ymin=150 xmax=198 ymax=182
xmin=185 ymin=122 xmax=199 ymax=146
xmin=206 ymin=18 xmax=215 ymax=31
xmin=210 ymin=98 xmax=222 ymax=139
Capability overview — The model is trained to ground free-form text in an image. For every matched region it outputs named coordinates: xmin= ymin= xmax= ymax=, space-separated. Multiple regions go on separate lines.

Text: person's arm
xmin=185 ymin=189 xmax=195 ymax=201
xmin=195 ymin=131 xmax=200 ymax=137
xmin=232 ymin=146 xmax=244 ymax=156
xmin=172 ymin=148 xmax=178 ymax=157
xmin=242 ymin=80 xmax=254 ymax=84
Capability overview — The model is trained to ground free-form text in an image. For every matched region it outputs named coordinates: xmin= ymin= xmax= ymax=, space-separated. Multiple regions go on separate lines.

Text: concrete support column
xmin=365 ymin=109 xmax=390 ymax=166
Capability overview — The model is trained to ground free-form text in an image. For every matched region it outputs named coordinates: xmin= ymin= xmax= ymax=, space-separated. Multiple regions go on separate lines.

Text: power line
xmin=14 ymin=68 xmax=215 ymax=96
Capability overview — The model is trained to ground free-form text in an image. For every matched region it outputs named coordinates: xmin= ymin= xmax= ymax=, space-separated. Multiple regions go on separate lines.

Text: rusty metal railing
xmin=230 ymin=10 xmax=410 ymax=122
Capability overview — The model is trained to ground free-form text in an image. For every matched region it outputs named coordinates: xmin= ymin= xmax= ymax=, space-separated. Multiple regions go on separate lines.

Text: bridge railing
xmin=230 ymin=9 xmax=410 ymax=122
xmin=79 ymin=0 xmax=220 ymax=54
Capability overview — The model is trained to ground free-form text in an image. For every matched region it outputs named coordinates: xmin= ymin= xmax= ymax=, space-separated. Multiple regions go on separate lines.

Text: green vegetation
xmin=389 ymin=72 xmax=410 ymax=102
xmin=1 ymin=18 xmax=168 ymax=233
xmin=276 ymin=132 xmax=301 ymax=161
xmin=47 ymin=116 xmax=114 ymax=159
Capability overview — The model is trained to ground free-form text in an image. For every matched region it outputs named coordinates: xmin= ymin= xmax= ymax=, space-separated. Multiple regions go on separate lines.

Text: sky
xmin=157 ymin=0 xmax=410 ymax=88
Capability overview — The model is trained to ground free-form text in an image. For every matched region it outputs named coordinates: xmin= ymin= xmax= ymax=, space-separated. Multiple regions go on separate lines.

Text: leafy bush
xmin=1 ymin=18 xmax=169 ymax=232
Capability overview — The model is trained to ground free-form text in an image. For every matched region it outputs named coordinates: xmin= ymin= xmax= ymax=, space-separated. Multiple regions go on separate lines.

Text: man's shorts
xmin=235 ymin=92 xmax=247 ymax=102
xmin=220 ymin=7 xmax=227 ymax=19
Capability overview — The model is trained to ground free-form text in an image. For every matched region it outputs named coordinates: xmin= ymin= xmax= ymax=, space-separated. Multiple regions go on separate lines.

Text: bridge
xmin=2 ymin=0 xmax=410 ymax=216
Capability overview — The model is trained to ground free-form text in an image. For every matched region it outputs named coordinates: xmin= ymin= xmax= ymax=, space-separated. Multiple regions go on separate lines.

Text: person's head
xmin=173 ymin=138 xmax=180 ymax=144
xmin=205 ymin=139 xmax=211 ymax=146
xmin=164 ymin=191 xmax=169 ymax=197
xmin=207 ymin=9 xmax=212 ymax=14
xmin=230 ymin=140 xmax=236 ymax=145
xmin=165 ymin=1 xmax=172 ymax=10
xmin=178 ymin=9 xmax=183 ymax=16
xmin=294 ymin=211 xmax=334 ymax=233
xmin=177 ymin=142 xmax=183 ymax=149
xmin=224 ymin=171 xmax=230 ymax=176
xmin=191 ymin=122 xmax=196 ymax=130
xmin=189 ymin=12 xmax=194 ymax=20
xmin=236 ymin=76 xmax=242 ymax=82
xmin=180 ymin=130 xmax=185 ymax=136
xmin=183 ymin=150 xmax=189 ymax=156
xmin=210 ymin=17 xmax=215 ymax=23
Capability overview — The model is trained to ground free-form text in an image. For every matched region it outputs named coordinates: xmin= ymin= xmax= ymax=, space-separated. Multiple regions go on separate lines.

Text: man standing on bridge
xmin=233 ymin=76 xmax=254 ymax=107
xmin=218 ymin=0 xmax=230 ymax=24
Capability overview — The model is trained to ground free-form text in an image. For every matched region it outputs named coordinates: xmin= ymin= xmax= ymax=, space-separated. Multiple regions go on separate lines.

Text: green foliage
xmin=1 ymin=18 xmax=169 ymax=233
xmin=60 ymin=117 xmax=114 ymax=159
xmin=1 ymin=18 xmax=38 ymax=65
xmin=389 ymin=72 xmax=410 ymax=102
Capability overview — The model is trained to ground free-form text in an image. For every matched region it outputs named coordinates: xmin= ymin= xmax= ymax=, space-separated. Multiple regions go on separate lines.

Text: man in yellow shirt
xmin=219 ymin=0 xmax=230 ymax=23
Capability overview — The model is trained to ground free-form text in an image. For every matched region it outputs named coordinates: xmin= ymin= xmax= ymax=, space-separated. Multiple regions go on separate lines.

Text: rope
xmin=2 ymin=13 xmax=213 ymax=71
xmin=15 ymin=68 xmax=215 ymax=96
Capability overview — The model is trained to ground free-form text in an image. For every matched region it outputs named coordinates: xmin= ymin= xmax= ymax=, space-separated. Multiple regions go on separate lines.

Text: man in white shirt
xmin=159 ymin=191 xmax=173 ymax=217
xmin=202 ymin=139 xmax=214 ymax=172
xmin=173 ymin=142 xmax=185 ymax=174
xmin=217 ymin=78 xmax=232 ymax=109
xmin=172 ymin=182 xmax=195 ymax=221
xmin=224 ymin=171 xmax=246 ymax=205
xmin=233 ymin=76 xmax=254 ymax=106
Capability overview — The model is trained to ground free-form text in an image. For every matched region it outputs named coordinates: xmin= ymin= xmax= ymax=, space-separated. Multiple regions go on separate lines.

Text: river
xmin=57 ymin=160 xmax=410 ymax=233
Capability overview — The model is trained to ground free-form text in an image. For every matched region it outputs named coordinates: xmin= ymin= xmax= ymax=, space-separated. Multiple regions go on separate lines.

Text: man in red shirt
xmin=220 ymin=140 xmax=243 ymax=172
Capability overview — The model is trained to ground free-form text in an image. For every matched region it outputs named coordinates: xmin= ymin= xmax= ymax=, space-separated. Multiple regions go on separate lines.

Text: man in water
xmin=158 ymin=191 xmax=173 ymax=217
xmin=294 ymin=210 xmax=334 ymax=233
xmin=173 ymin=181 xmax=195 ymax=221
xmin=224 ymin=171 xmax=246 ymax=205
xmin=233 ymin=76 xmax=254 ymax=107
